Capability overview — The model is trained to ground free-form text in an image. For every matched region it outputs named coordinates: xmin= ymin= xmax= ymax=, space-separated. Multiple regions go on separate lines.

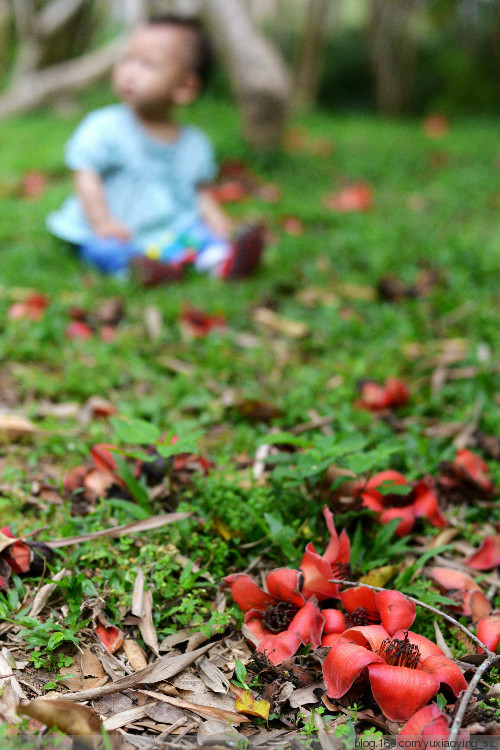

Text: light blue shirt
xmin=46 ymin=104 xmax=217 ymax=250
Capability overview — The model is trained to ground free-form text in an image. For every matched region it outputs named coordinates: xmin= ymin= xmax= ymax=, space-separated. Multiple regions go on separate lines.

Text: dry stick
xmin=330 ymin=579 xmax=499 ymax=741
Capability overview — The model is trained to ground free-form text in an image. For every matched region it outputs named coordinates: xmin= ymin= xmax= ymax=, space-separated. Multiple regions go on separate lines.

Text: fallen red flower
xmin=224 ymin=568 xmax=323 ymax=665
xmin=476 ymin=612 xmax=500 ymax=653
xmin=423 ymin=115 xmax=449 ymax=139
xmin=399 ymin=703 xmax=450 ymax=738
xmin=322 ymin=182 xmax=373 ymax=213
xmin=66 ymin=321 xmax=94 ymax=340
xmin=299 ymin=506 xmax=350 ymax=600
xmin=0 ymin=527 xmax=53 ymax=588
xmin=179 ymin=305 xmax=226 ymax=339
xmin=323 ymin=626 xmax=466 ymax=721
xmin=340 ymin=586 xmax=416 ymax=635
xmin=429 ymin=566 xmax=491 ymax=623
xmin=8 ymin=292 xmax=49 ymax=321
xmin=356 ymin=472 xmax=447 ymax=537
xmin=356 ymin=378 xmax=409 ymax=411
xmin=438 ymin=449 xmax=495 ymax=499
xmin=465 ymin=535 xmax=500 ymax=571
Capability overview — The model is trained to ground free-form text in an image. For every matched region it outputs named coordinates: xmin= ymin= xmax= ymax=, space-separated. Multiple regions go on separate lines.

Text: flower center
xmin=261 ymin=601 xmax=299 ymax=633
xmin=345 ymin=606 xmax=381 ymax=627
xmin=331 ymin=561 xmax=352 ymax=580
xmin=378 ymin=631 xmax=421 ymax=668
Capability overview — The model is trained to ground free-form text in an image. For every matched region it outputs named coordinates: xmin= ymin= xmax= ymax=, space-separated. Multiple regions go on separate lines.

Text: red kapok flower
xmin=465 ymin=536 xmax=500 ymax=571
xmin=299 ymin=506 xmax=350 ymax=600
xmin=399 ymin=704 xmax=450 ymax=738
xmin=356 ymin=472 xmax=447 ymax=537
xmin=356 ymin=378 xmax=410 ymax=412
xmin=224 ymin=568 xmax=324 ymax=665
xmin=430 ymin=567 xmax=491 ymax=623
xmin=322 ymin=626 xmax=466 ymax=721
xmin=438 ymin=449 xmax=495 ymax=499
xmin=8 ymin=292 xmax=49 ymax=321
xmin=340 ymin=586 xmax=416 ymax=635
xmin=180 ymin=305 xmax=226 ymax=339
xmin=476 ymin=612 xmax=500 ymax=653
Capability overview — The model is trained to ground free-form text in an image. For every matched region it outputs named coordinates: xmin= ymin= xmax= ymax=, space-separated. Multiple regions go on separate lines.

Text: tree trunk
xmin=203 ymin=0 xmax=291 ymax=149
xmin=368 ymin=0 xmax=417 ymax=116
xmin=293 ymin=0 xmax=331 ymax=110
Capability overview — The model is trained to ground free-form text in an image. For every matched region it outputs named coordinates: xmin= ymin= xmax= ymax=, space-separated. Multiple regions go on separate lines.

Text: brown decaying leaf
xmin=0 ymin=415 xmax=38 ymax=444
xmin=139 ymin=589 xmax=159 ymax=656
xmin=131 ymin=567 xmax=145 ymax=617
xmin=62 ymin=642 xmax=216 ymax=701
xmin=252 ymin=307 xmax=309 ymax=338
xmin=123 ymin=639 xmax=148 ymax=672
xmin=30 ymin=567 xmax=67 ymax=617
xmin=18 ymin=699 xmax=104 ymax=747
xmin=103 ymin=702 xmax=158 ymax=731
xmin=47 ymin=512 xmax=191 ymax=548
xmin=59 ymin=649 xmax=108 ymax=691
xmin=196 ymin=654 xmax=230 ymax=694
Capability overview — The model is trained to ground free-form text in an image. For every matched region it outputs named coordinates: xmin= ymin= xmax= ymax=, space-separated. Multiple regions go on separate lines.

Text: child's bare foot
xmin=130 ymin=256 xmax=184 ymax=287
xmin=219 ymin=222 xmax=265 ymax=279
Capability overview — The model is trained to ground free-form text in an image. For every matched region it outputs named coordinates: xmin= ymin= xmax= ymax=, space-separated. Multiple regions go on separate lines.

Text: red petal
xmin=466 ymin=589 xmax=491 ymax=623
xmin=224 ymin=573 xmax=276 ymax=612
xmin=340 ymin=586 xmax=377 ymax=615
xmin=322 ymin=632 xmax=344 ymax=647
xmin=341 ymin=624 xmax=389 ymax=653
xmin=323 ymin=638 xmax=384 ymax=698
xmin=322 ymin=608 xmax=346 ymax=634
xmin=244 ymin=609 xmax=270 ymax=642
xmin=66 ymin=321 xmax=93 ymax=340
xmin=3 ymin=541 xmax=31 ymax=574
xmin=375 ymin=590 xmax=416 ymax=635
xmin=357 ymin=382 xmax=391 ymax=411
xmin=384 ymin=378 xmax=410 ymax=408
xmin=63 ymin=465 xmax=90 ymax=493
xmin=454 ymin=449 xmax=494 ymax=494
xmin=380 ymin=505 xmax=415 ymax=537
xmin=392 ymin=630 xmax=444 ymax=661
xmin=412 ymin=480 xmax=447 ymax=529
xmin=399 ymin=704 xmax=450 ymax=738
xmin=430 ymin=566 xmax=481 ymax=592
xmin=288 ymin=601 xmax=324 ymax=649
xmin=256 ymin=632 xmax=302 ymax=665
xmin=265 ymin=568 xmax=305 ymax=606
xmin=465 ymin=536 xmax=500 ymax=571
xmin=368 ymin=663 xmax=440 ymax=721
xmin=95 ymin=622 xmax=124 ymax=654
xmin=323 ymin=506 xmax=350 ymax=563
xmin=365 ymin=470 xmax=408 ymax=492
xmin=0 ymin=527 xmax=15 ymax=539
xmin=421 ymin=654 xmax=467 ymax=696
xmin=359 ymin=490 xmax=385 ymax=513
xmin=358 ymin=471 xmax=408 ymax=512
xmin=300 ymin=543 xmax=340 ymax=600
xmin=476 ymin=613 xmax=500 ymax=653
xmin=91 ymin=444 xmax=118 ymax=473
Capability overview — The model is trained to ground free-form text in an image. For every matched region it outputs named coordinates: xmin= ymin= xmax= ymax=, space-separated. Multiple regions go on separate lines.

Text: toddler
xmin=47 ymin=15 xmax=264 ymax=285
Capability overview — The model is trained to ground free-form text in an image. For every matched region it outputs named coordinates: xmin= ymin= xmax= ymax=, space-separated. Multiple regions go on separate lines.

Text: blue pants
xmin=78 ymin=221 xmax=230 ymax=276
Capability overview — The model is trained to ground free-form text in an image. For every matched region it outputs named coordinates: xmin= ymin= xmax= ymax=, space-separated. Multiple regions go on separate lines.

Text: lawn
xmin=2 ymin=88 xmax=500 ymax=744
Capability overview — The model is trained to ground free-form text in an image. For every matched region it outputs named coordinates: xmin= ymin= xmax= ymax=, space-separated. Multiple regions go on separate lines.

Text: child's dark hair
xmin=148 ymin=14 xmax=213 ymax=90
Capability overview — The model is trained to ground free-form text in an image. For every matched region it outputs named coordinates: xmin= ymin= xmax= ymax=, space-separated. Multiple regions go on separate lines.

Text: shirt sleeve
xmin=65 ymin=109 xmax=119 ymax=174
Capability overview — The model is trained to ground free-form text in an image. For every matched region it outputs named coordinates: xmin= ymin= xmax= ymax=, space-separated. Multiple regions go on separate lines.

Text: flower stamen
xmin=345 ymin=606 xmax=380 ymax=627
xmin=331 ymin=561 xmax=351 ymax=580
xmin=378 ymin=631 xmax=421 ymax=668
xmin=261 ymin=601 xmax=299 ymax=633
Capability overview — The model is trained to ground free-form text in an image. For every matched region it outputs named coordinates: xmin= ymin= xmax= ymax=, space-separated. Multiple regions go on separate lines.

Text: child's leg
xmin=78 ymin=237 xmax=140 ymax=275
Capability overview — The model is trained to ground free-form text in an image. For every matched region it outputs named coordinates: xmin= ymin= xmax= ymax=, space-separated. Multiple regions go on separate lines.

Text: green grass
xmin=2 ymin=87 xmax=500 ymax=685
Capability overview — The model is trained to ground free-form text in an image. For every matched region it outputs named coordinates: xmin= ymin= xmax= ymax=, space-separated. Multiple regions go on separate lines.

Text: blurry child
xmin=47 ymin=15 xmax=264 ymax=285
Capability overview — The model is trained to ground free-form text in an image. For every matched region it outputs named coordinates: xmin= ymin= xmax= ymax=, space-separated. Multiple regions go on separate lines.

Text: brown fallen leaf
xmin=138 ymin=589 xmax=159 ymax=656
xmin=103 ymin=702 xmax=157 ymax=731
xmin=47 ymin=512 xmax=191 ymax=548
xmin=231 ymin=684 xmax=270 ymax=720
xmin=18 ymin=699 xmax=105 ymax=749
xmin=30 ymin=568 xmax=67 ymax=617
xmin=0 ymin=415 xmax=38 ymax=444
xmin=196 ymin=654 xmax=230 ymax=694
xmin=139 ymin=688 xmax=251 ymax=724
xmin=62 ymin=642 xmax=216 ymax=701
xmin=124 ymin=639 xmax=148 ymax=671
xmin=59 ymin=648 xmax=108 ymax=691
xmin=131 ymin=567 xmax=145 ymax=617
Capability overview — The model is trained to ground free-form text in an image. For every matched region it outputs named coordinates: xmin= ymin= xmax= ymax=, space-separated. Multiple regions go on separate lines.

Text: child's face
xmin=112 ymin=26 xmax=199 ymax=114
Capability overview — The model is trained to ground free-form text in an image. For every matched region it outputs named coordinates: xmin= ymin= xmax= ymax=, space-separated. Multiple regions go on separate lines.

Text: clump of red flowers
xmin=8 ymin=292 xmax=49 ymax=321
xmin=356 ymin=377 xmax=410 ymax=412
xmin=179 ymin=305 xmax=227 ymax=339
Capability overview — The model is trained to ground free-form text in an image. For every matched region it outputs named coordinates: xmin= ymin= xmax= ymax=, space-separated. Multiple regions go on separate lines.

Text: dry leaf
xmin=196 ymin=655 xmax=230 ymax=694
xmin=0 ymin=415 xmax=38 ymax=443
xmin=63 ymin=642 xmax=216 ymax=701
xmin=252 ymin=307 xmax=309 ymax=338
xmin=47 ymin=512 xmax=191 ymax=548
xmin=30 ymin=568 xmax=67 ymax=617
xmin=144 ymin=305 xmax=163 ymax=341
xmin=124 ymin=639 xmax=148 ymax=671
xmin=139 ymin=589 xmax=159 ymax=656
xmin=103 ymin=702 xmax=157 ymax=731
xmin=59 ymin=649 xmax=107 ymax=692
xmin=18 ymin=699 xmax=104 ymax=748
xmin=231 ymin=684 xmax=270 ymax=720
xmin=139 ymin=688 xmax=251 ymax=724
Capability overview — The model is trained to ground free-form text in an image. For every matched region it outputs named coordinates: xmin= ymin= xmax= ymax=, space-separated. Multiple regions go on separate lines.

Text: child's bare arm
xmin=198 ymin=187 xmax=235 ymax=239
xmin=74 ymin=170 xmax=131 ymax=240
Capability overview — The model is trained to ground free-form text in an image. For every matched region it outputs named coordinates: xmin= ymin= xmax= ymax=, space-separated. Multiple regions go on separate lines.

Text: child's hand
xmin=95 ymin=218 xmax=132 ymax=241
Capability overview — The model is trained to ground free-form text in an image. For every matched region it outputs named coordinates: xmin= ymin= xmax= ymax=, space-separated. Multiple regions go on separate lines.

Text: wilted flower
xmin=322 ymin=626 xmax=467 ymax=721
xmin=398 ymin=703 xmax=450 ymax=738
xmin=356 ymin=471 xmax=447 ymax=537
xmin=299 ymin=506 xmax=350 ymax=600
xmin=465 ymin=535 xmax=500 ymax=571
xmin=429 ymin=567 xmax=491 ymax=622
